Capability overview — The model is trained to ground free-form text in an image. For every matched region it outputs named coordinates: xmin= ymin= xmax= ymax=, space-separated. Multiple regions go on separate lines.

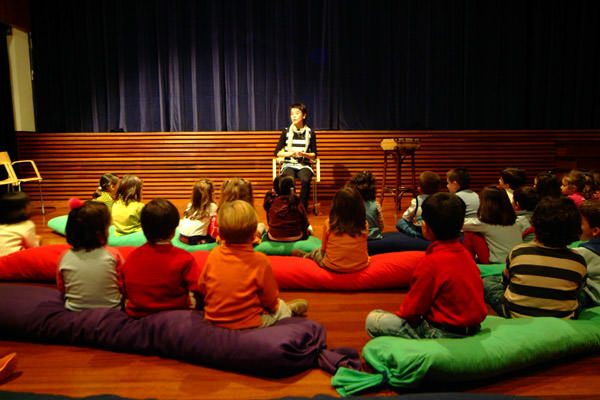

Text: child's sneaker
xmin=291 ymin=249 xmax=307 ymax=257
xmin=288 ymin=299 xmax=309 ymax=316
xmin=0 ymin=352 xmax=17 ymax=383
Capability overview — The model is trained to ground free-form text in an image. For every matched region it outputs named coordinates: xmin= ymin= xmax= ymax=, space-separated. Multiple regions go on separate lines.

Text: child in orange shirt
xmin=198 ymin=200 xmax=307 ymax=329
xmin=293 ymin=185 xmax=370 ymax=272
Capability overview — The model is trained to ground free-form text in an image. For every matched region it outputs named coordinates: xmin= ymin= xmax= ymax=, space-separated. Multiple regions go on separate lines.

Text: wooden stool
xmin=379 ymin=138 xmax=420 ymax=212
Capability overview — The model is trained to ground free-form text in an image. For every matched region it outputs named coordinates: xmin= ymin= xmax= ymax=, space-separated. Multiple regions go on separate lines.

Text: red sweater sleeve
xmin=257 ymin=261 xmax=280 ymax=313
xmin=396 ymin=261 xmax=435 ymax=322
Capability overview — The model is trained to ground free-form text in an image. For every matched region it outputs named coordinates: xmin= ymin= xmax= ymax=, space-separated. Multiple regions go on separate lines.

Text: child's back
xmin=178 ymin=179 xmax=218 ymax=245
xmin=446 ymin=168 xmax=479 ymax=217
xmin=349 ymin=171 xmax=384 ymax=240
xmin=483 ymin=196 xmax=586 ymax=319
xmin=119 ymin=199 xmax=200 ymax=317
xmin=366 ymin=192 xmax=486 ymax=339
xmin=463 ymin=187 xmax=522 ymax=263
xmin=297 ymin=185 xmax=370 ymax=272
xmin=0 ymin=192 xmax=39 ymax=257
xmin=267 ymin=175 xmax=310 ymax=241
xmin=396 ymin=171 xmax=440 ymax=238
xmin=199 ymin=200 xmax=307 ymax=329
xmin=58 ymin=200 xmax=123 ymax=311
xmin=112 ymin=174 xmax=144 ymax=236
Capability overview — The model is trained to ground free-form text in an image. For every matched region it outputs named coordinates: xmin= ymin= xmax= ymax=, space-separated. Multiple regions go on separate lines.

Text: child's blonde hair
xmin=115 ymin=174 xmax=143 ymax=205
xmin=217 ymin=200 xmax=257 ymax=244
xmin=220 ymin=178 xmax=254 ymax=206
xmin=185 ymin=179 xmax=214 ymax=219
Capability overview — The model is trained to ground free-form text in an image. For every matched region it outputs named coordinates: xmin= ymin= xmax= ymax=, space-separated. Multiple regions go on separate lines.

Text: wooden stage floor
xmin=1 ymin=198 xmax=600 ymax=399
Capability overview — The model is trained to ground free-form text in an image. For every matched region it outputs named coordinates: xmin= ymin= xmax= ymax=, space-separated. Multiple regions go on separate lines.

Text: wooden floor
xmin=1 ymin=197 xmax=600 ymax=399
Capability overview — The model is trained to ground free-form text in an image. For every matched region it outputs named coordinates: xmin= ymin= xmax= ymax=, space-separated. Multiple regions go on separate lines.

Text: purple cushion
xmin=0 ymin=284 xmax=333 ymax=375
xmin=368 ymin=232 xmax=430 ymax=255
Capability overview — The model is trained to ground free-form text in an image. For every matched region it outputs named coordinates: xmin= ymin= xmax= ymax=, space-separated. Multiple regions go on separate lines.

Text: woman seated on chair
xmin=274 ymin=102 xmax=317 ymax=210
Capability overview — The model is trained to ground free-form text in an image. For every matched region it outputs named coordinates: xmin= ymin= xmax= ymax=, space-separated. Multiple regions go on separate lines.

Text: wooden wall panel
xmin=15 ymin=130 xmax=600 ymax=206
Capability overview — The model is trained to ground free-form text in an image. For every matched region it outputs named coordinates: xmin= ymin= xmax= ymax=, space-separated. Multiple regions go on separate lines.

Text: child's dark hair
xmin=66 ymin=201 xmax=111 ymax=251
xmin=532 ymin=196 xmax=581 ymax=247
xmin=92 ymin=173 xmax=119 ymax=199
xmin=349 ymin=171 xmax=377 ymax=201
xmin=513 ymin=186 xmax=538 ymax=211
xmin=141 ymin=198 xmax=180 ymax=243
xmin=289 ymin=102 xmax=307 ymax=115
xmin=446 ymin=167 xmax=471 ymax=190
xmin=263 ymin=176 xmax=281 ymax=211
xmin=278 ymin=175 xmax=301 ymax=212
xmin=501 ymin=168 xmax=527 ymax=190
xmin=0 ymin=191 xmax=32 ymax=224
xmin=478 ymin=186 xmax=517 ymax=226
xmin=579 ymin=199 xmax=600 ymax=230
xmin=329 ymin=185 xmax=366 ymax=236
xmin=535 ymin=171 xmax=561 ymax=199
xmin=115 ymin=174 xmax=143 ymax=205
xmin=185 ymin=179 xmax=214 ymax=220
xmin=419 ymin=171 xmax=441 ymax=195
xmin=421 ymin=192 xmax=465 ymax=240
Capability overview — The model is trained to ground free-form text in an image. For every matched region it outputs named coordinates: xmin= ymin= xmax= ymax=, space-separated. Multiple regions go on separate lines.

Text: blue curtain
xmin=29 ymin=0 xmax=600 ymax=132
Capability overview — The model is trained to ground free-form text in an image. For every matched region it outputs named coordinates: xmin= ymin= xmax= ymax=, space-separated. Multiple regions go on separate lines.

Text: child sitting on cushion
xmin=198 ymin=200 xmax=307 ymax=329
xmin=349 ymin=170 xmax=384 ymax=240
xmin=119 ymin=198 xmax=201 ymax=318
xmin=575 ymin=199 xmax=600 ymax=311
xmin=482 ymin=196 xmax=586 ymax=319
xmin=396 ymin=170 xmax=440 ymax=239
xmin=365 ymin=192 xmax=487 ymax=339
xmin=446 ymin=167 xmax=479 ymax=217
xmin=513 ymin=185 xmax=538 ymax=242
xmin=58 ymin=199 xmax=123 ymax=311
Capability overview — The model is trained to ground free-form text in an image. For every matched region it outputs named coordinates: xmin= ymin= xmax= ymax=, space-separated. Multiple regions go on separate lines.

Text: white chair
xmin=272 ymin=157 xmax=321 ymax=215
xmin=0 ymin=152 xmax=45 ymax=215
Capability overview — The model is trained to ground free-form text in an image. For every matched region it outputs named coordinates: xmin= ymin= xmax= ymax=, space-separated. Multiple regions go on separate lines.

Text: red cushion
xmin=1 ymin=245 xmax=423 ymax=291
xmin=270 ymin=251 xmax=424 ymax=290
xmin=0 ymin=245 xmax=70 ymax=281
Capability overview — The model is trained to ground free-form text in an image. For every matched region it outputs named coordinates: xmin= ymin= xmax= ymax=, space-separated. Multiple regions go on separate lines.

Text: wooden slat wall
xmin=15 ymin=130 xmax=600 ymax=204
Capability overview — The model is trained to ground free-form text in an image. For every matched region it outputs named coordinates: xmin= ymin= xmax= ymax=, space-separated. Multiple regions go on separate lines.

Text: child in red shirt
xmin=198 ymin=200 xmax=307 ymax=329
xmin=366 ymin=192 xmax=487 ymax=338
xmin=119 ymin=198 xmax=201 ymax=318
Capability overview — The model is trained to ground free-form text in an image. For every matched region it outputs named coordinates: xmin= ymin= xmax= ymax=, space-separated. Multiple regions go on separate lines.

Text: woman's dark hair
xmin=115 ymin=174 xmax=143 ymax=205
xmin=289 ymin=102 xmax=307 ymax=115
xmin=421 ymin=192 xmax=465 ymax=240
xmin=349 ymin=171 xmax=377 ymax=201
xmin=92 ymin=173 xmax=119 ymax=199
xmin=500 ymin=168 xmax=527 ymax=190
xmin=329 ymin=185 xmax=366 ymax=236
xmin=535 ymin=171 xmax=561 ymax=199
xmin=66 ymin=201 xmax=111 ymax=251
xmin=0 ymin=191 xmax=32 ymax=224
xmin=278 ymin=175 xmax=300 ymax=213
xmin=532 ymin=197 xmax=581 ymax=247
xmin=513 ymin=186 xmax=539 ymax=211
xmin=478 ymin=186 xmax=516 ymax=226
xmin=141 ymin=198 xmax=180 ymax=243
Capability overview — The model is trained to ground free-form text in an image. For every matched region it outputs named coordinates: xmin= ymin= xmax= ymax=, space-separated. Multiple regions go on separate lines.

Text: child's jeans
xmin=395 ymin=219 xmax=424 ymax=240
xmin=482 ymin=276 xmax=509 ymax=317
xmin=260 ymin=299 xmax=292 ymax=327
xmin=365 ymin=310 xmax=476 ymax=339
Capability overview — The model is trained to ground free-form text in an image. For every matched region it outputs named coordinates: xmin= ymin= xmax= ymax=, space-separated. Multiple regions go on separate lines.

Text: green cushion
xmin=332 ymin=307 xmax=600 ymax=396
xmin=477 ymin=263 xmax=505 ymax=278
xmin=48 ymin=215 xmax=320 ymax=255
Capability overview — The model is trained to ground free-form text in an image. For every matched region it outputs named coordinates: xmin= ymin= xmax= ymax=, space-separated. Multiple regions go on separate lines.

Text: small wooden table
xmin=379 ymin=138 xmax=420 ymax=212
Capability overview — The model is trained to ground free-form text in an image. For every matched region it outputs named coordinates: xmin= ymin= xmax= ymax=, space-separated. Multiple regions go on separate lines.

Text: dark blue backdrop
xmin=29 ymin=0 xmax=600 ymax=132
